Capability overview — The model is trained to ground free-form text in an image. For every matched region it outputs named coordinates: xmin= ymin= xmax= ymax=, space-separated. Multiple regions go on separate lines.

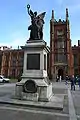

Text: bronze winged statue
xmin=27 ymin=4 xmax=46 ymax=40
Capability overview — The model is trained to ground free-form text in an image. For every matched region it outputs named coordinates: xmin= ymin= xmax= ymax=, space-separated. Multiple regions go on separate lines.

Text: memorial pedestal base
xmin=15 ymin=40 xmax=52 ymax=102
xmin=15 ymin=78 xmax=52 ymax=102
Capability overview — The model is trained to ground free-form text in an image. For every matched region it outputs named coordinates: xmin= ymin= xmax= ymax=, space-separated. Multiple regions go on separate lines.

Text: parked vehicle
xmin=0 ymin=75 xmax=10 ymax=83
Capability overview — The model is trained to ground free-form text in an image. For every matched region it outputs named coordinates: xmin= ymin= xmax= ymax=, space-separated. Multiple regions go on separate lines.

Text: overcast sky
xmin=0 ymin=0 xmax=80 ymax=48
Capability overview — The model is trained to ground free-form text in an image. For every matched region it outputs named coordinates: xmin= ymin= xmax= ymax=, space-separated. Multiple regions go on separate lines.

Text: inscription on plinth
xmin=27 ymin=54 xmax=40 ymax=70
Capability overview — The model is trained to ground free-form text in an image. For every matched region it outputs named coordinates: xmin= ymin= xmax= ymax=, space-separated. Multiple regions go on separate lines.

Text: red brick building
xmin=72 ymin=40 xmax=80 ymax=76
xmin=0 ymin=46 xmax=24 ymax=78
xmin=49 ymin=8 xmax=74 ymax=80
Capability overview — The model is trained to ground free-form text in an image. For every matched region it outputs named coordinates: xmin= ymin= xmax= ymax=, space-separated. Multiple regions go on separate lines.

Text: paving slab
xmin=68 ymin=89 xmax=77 ymax=120
xmin=0 ymin=94 xmax=64 ymax=110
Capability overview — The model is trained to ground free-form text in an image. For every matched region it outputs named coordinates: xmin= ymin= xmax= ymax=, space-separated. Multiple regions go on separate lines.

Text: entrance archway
xmin=58 ymin=69 xmax=64 ymax=80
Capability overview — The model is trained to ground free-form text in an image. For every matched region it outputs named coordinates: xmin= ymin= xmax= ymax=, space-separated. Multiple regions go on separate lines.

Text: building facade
xmin=0 ymin=46 xmax=24 ymax=78
xmin=49 ymin=9 xmax=74 ymax=80
xmin=72 ymin=40 xmax=80 ymax=76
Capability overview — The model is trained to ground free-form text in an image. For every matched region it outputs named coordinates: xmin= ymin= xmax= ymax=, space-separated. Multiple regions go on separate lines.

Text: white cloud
xmin=0 ymin=37 xmax=27 ymax=49
xmin=0 ymin=29 xmax=30 ymax=49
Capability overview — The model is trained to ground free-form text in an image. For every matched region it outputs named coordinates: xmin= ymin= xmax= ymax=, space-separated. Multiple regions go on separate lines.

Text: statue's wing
xmin=37 ymin=12 xmax=46 ymax=19
xmin=30 ymin=10 xmax=34 ymax=16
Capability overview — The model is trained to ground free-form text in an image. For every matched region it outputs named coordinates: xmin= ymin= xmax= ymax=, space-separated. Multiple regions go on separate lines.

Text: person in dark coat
xmin=78 ymin=77 xmax=80 ymax=90
xmin=71 ymin=75 xmax=75 ymax=91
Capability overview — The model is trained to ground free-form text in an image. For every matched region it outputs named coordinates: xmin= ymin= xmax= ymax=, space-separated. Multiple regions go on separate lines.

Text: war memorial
xmin=0 ymin=5 xmax=79 ymax=120
xmin=15 ymin=4 xmax=52 ymax=102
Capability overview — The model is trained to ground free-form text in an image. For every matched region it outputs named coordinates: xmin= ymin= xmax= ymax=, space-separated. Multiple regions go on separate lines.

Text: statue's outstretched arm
xmin=27 ymin=4 xmax=30 ymax=15
xmin=27 ymin=4 xmax=34 ymax=17
xmin=27 ymin=8 xmax=30 ymax=15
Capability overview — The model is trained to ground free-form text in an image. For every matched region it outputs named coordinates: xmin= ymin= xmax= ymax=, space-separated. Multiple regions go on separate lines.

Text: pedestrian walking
xmin=71 ymin=75 xmax=75 ymax=91
xmin=78 ymin=77 xmax=80 ymax=90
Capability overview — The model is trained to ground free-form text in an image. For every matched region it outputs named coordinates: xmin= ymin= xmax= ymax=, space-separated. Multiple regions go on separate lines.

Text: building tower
xmin=49 ymin=8 xmax=74 ymax=81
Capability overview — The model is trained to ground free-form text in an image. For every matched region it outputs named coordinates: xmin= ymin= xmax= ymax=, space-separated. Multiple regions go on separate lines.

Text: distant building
xmin=72 ymin=40 xmax=80 ymax=76
xmin=0 ymin=47 xmax=24 ymax=78
xmin=0 ymin=46 xmax=11 ymax=50
xmin=49 ymin=8 xmax=74 ymax=80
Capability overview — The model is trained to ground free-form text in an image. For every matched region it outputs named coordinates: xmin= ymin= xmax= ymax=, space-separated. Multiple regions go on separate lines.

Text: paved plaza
xmin=0 ymin=82 xmax=80 ymax=120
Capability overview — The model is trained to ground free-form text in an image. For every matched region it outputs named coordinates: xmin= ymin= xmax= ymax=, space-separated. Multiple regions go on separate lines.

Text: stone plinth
xmin=15 ymin=40 xmax=52 ymax=102
xmin=15 ymin=79 xmax=52 ymax=101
